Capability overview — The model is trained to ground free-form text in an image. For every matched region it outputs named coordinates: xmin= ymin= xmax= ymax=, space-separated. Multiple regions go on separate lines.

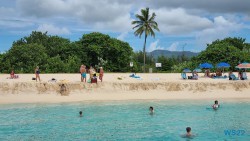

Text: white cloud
xmin=117 ymin=32 xmax=128 ymax=40
xmin=16 ymin=0 xmax=133 ymax=32
xmin=153 ymin=8 xmax=213 ymax=35
xmin=167 ymin=42 xmax=179 ymax=51
xmin=148 ymin=39 xmax=164 ymax=52
xmin=195 ymin=16 xmax=243 ymax=50
xmin=37 ymin=24 xmax=71 ymax=35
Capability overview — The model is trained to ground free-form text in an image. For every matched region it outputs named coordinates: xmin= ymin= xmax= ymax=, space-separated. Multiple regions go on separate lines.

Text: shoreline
xmin=1 ymin=73 xmax=250 ymax=104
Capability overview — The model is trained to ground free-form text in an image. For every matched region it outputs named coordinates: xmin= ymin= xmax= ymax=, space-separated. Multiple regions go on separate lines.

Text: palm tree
xmin=132 ymin=7 xmax=159 ymax=72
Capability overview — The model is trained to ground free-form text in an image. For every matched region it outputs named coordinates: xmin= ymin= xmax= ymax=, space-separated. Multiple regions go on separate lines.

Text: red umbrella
xmin=237 ymin=63 xmax=250 ymax=69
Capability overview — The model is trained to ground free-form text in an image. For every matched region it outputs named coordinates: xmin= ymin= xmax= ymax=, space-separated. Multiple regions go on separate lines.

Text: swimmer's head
xmin=215 ymin=100 xmax=218 ymax=104
xmin=149 ymin=106 xmax=154 ymax=111
xmin=186 ymin=127 xmax=191 ymax=133
xmin=79 ymin=111 xmax=83 ymax=116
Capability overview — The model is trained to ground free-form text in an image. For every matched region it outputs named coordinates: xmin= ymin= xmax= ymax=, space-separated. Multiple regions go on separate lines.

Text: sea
xmin=0 ymin=100 xmax=249 ymax=141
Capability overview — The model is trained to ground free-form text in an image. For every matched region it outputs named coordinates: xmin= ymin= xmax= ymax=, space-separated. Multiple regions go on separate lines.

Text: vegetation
xmin=132 ymin=7 xmax=159 ymax=72
xmin=0 ymin=31 xmax=249 ymax=74
xmin=186 ymin=37 xmax=250 ymax=71
xmin=0 ymin=31 xmax=133 ymax=73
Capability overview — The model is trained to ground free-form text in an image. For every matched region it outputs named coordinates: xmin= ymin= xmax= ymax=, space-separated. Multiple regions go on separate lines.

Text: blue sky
xmin=1 ymin=0 xmax=250 ymax=53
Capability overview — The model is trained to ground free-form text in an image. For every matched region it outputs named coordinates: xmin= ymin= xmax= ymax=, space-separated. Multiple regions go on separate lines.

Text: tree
xmin=79 ymin=32 xmax=133 ymax=72
xmin=132 ymin=7 xmax=159 ymax=72
xmin=1 ymin=43 xmax=48 ymax=73
xmin=191 ymin=41 xmax=250 ymax=71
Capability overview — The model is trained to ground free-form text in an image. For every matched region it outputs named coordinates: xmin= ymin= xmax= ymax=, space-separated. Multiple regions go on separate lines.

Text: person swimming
xmin=186 ymin=127 xmax=192 ymax=137
xmin=212 ymin=100 xmax=220 ymax=110
xmin=79 ymin=111 xmax=83 ymax=117
xmin=149 ymin=106 xmax=154 ymax=115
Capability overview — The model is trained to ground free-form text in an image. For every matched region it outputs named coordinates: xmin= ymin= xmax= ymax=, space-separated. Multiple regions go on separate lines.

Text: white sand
xmin=0 ymin=73 xmax=249 ymax=104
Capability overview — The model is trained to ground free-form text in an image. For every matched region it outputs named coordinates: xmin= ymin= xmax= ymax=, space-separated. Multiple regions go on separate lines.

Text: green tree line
xmin=0 ymin=32 xmax=249 ymax=73
xmin=0 ymin=31 xmax=133 ymax=73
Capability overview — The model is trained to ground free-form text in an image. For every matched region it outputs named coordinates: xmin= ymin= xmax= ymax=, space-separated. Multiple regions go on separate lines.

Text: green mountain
xmin=149 ymin=50 xmax=199 ymax=58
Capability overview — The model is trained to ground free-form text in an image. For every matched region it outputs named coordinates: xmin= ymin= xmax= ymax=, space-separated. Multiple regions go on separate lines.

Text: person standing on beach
xmin=35 ymin=66 xmax=40 ymax=82
xmin=82 ymin=65 xmax=87 ymax=82
xmin=99 ymin=67 xmax=104 ymax=82
xmin=80 ymin=65 xmax=85 ymax=82
xmin=89 ymin=66 xmax=95 ymax=79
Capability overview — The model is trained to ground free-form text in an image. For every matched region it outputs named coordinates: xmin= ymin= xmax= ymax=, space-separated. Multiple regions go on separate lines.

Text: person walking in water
xmin=35 ymin=66 xmax=40 ymax=82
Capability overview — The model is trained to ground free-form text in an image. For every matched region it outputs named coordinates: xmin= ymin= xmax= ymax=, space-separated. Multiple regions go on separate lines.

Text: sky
xmin=1 ymin=0 xmax=250 ymax=53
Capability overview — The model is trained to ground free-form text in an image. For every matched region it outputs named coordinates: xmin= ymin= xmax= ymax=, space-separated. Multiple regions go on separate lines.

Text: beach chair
xmin=242 ymin=72 xmax=248 ymax=80
xmin=181 ymin=73 xmax=187 ymax=79
xmin=229 ymin=74 xmax=239 ymax=80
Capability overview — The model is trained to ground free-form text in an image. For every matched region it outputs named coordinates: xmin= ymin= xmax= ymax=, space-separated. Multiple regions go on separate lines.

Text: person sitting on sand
xmin=229 ymin=71 xmax=233 ymax=80
xmin=212 ymin=100 xmax=220 ymax=110
xmin=149 ymin=106 xmax=154 ymax=115
xmin=60 ymin=84 xmax=67 ymax=95
xmin=216 ymin=70 xmax=222 ymax=76
xmin=99 ymin=67 xmax=104 ymax=82
xmin=238 ymin=70 xmax=244 ymax=80
xmin=10 ymin=70 xmax=15 ymax=79
xmin=79 ymin=111 xmax=83 ymax=117
xmin=205 ymin=69 xmax=211 ymax=77
xmin=192 ymin=71 xmax=198 ymax=80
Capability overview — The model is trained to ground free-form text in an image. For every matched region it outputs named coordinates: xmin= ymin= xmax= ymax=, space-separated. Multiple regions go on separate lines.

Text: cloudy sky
xmin=1 ymin=0 xmax=250 ymax=53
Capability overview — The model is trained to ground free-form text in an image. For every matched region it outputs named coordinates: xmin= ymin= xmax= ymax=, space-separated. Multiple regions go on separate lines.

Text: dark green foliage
xmin=0 ymin=31 xmax=133 ymax=73
xmin=79 ymin=32 xmax=133 ymax=72
xmin=190 ymin=37 xmax=250 ymax=71
xmin=1 ymin=43 xmax=47 ymax=73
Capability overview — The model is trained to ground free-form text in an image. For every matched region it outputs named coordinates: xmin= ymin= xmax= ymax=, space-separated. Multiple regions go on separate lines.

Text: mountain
xmin=149 ymin=50 xmax=200 ymax=58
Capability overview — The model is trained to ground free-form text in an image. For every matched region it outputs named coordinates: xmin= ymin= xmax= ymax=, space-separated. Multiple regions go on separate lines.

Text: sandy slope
xmin=0 ymin=73 xmax=249 ymax=104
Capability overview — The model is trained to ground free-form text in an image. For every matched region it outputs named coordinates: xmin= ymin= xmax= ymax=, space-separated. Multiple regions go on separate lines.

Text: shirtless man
xmin=80 ymin=65 xmax=86 ymax=82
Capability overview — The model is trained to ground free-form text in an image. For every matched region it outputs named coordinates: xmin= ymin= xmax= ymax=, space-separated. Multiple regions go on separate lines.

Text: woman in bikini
xmin=99 ymin=67 xmax=104 ymax=82
xmin=35 ymin=66 xmax=41 ymax=82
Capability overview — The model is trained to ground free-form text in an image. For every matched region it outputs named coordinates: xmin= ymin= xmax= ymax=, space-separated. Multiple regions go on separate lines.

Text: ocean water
xmin=0 ymin=100 xmax=249 ymax=141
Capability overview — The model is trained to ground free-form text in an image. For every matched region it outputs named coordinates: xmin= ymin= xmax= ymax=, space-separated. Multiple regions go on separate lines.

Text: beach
xmin=0 ymin=73 xmax=250 ymax=104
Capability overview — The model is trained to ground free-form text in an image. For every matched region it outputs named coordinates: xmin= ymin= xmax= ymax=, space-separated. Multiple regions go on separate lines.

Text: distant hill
xmin=149 ymin=50 xmax=200 ymax=58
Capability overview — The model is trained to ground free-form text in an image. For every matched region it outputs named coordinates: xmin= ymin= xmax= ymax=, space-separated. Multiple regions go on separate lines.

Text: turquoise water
xmin=0 ymin=100 xmax=249 ymax=141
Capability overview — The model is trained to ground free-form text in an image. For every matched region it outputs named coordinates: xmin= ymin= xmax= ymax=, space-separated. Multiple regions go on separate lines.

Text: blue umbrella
xmin=216 ymin=62 xmax=230 ymax=74
xmin=183 ymin=68 xmax=191 ymax=73
xmin=199 ymin=63 xmax=213 ymax=69
xmin=193 ymin=68 xmax=202 ymax=72
xmin=216 ymin=62 xmax=230 ymax=68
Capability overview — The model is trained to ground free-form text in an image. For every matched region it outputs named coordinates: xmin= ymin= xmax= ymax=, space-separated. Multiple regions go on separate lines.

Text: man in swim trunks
xmin=82 ymin=65 xmax=87 ymax=82
xmin=80 ymin=65 xmax=86 ymax=82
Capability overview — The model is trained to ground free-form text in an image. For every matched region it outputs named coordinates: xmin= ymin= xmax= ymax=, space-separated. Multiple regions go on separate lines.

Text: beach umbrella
xmin=199 ymin=63 xmax=213 ymax=69
xmin=216 ymin=62 xmax=230 ymax=68
xmin=182 ymin=68 xmax=192 ymax=73
xmin=236 ymin=62 xmax=250 ymax=69
xmin=193 ymin=68 xmax=202 ymax=72
xmin=216 ymin=62 xmax=230 ymax=73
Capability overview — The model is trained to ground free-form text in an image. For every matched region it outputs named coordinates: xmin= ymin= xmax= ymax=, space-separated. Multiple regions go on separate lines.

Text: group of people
xmin=78 ymin=101 xmax=220 ymax=139
xmin=205 ymin=69 xmax=223 ymax=78
xmin=79 ymin=65 xmax=104 ymax=83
